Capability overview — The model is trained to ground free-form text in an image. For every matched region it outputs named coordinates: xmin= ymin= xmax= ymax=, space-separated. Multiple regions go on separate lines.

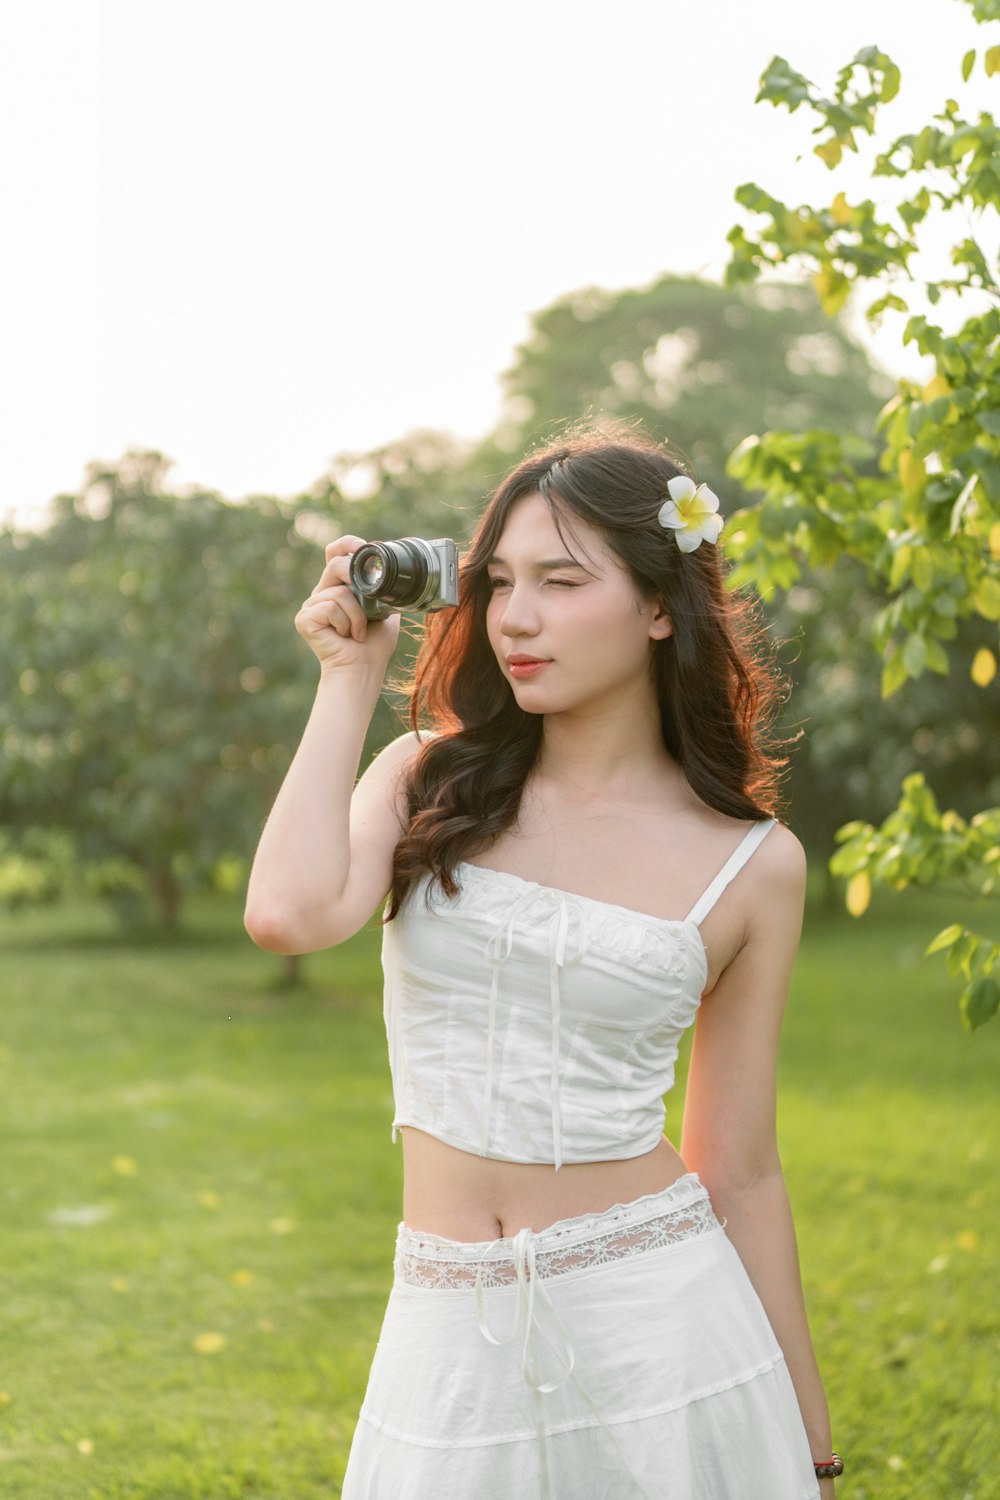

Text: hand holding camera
xmin=295 ymin=534 xmax=459 ymax=674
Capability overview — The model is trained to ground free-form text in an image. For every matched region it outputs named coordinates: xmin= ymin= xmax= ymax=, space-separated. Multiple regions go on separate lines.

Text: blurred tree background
xmin=3 ymin=3 xmax=998 ymax=1031
xmin=2 ymin=253 xmax=996 ymax=1002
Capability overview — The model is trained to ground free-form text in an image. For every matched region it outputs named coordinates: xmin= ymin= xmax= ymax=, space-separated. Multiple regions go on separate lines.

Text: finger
xmin=297 ymin=596 xmax=358 ymax=641
xmin=317 ymin=583 xmax=369 ymax=636
xmin=325 ymin=534 xmax=367 ymax=560
xmin=300 ymin=587 xmax=368 ymax=640
xmin=312 ymin=547 xmax=367 ymax=595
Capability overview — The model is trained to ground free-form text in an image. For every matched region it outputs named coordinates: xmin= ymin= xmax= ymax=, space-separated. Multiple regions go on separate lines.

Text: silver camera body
xmin=348 ymin=537 xmax=460 ymax=621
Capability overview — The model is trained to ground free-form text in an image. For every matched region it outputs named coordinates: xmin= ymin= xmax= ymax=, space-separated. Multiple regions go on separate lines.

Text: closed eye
xmin=486 ymin=576 xmax=582 ymax=591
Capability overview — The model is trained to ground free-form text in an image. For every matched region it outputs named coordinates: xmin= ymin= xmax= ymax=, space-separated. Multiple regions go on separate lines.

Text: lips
xmin=507 ymin=654 xmax=552 ymax=679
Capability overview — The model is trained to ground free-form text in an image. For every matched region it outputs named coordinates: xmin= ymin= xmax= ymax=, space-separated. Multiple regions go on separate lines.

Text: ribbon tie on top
xmin=481 ymin=890 xmax=589 ymax=1172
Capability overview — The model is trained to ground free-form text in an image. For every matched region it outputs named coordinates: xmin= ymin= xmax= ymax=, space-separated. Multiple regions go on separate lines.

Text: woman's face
xmin=484 ymin=491 xmax=672 ymax=717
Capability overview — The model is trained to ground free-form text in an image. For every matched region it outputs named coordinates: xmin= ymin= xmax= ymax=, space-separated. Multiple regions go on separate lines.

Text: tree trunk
xmin=150 ymin=868 xmax=182 ymax=929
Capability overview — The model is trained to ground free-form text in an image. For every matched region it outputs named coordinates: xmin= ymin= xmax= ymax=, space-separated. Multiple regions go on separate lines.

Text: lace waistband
xmin=394 ymin=1173 xmax=722 ymax=1500
xmin=394 ymin=1172 xmax=720 ymax=1290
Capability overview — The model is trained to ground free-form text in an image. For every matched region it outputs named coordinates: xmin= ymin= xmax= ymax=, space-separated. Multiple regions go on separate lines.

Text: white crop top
xmin=381 ymin=817 xmax=778 ymax=1170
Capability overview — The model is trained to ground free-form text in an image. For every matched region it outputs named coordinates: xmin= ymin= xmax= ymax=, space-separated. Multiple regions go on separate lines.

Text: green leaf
xmin=960 ymin=975 xmax=1000 ymax=1030
xmin=867 ymin=292 xmax=909 ymax=324
xmin=962 ymin=48 xmax=976 ymax=82
xmin=757 ymin=55 xmax=815 ymax=109
xmin=925 ymin=636 xmax=950 ymax=674
xmin=977 ymin=411 xmax=1000 ymax=437
xmin=889 ymin=544 xmax=912 ymax=591
xmin=903 ymin=632 xmax=927 ymax=677
xmin=926 ymin=923 xmax=964 ymax=956
xmin=911 ymin=549 xmax=934 ymax=592
xmin=882 ymin=61 xmax=902 ymax=103
xmin=986 ymin=45 xmax=1000 ymax=77
xmin=881 ymin=650 xmax=908 ymax=698
xmin=948 ymin=932 xmax=981 ymax=980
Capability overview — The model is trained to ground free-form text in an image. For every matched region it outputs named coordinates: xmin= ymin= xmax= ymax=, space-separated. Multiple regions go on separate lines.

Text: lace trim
xmin=395 ymin=1194 xmax=721 ymax=1290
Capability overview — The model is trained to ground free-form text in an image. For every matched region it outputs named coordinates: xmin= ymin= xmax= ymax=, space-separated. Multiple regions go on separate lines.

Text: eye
xmin=486 ymin=576 xmax=510 ymax=592
xmin=545 ymin=578 xmax=582 ymax=588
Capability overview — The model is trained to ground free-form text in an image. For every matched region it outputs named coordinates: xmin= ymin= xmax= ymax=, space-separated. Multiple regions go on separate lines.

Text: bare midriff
xmin=400 ymin=1126 xmax=691 ymax=1241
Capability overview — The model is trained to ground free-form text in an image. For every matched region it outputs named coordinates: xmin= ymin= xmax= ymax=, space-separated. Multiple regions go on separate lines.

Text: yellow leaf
xmin=940 ymin=810 xmax=961 ymax=831
xmin=897 ymin=449 xmax=925 ymax=492
xmin=198 ymin=1189 xmax=219 ymax=1209
xmin=112 ymin=1155 xmax=138 ymax=1176
xmin=812 ymin=268 xmax=851 ymax=315
xmin=77 ymin=1439 xmax=94 ymax=1456
xmin=0 ymin=1393 xmax=12 ymax=1407
xmin=955 ymin=1229 xmax=979 ymax=1251
xmin=193 ymin=1332 xmax=226 ymax=1354
xmin=111 ymin=1277 xmax=129 ymax=1293
xmin=971 ymin=648 xmax=997 ymax=686
xmin=990 ymin=522 xmax=1000 ymax=561
xmin=814 ymin=138 xmax=842 ymax=168
xmin=974 ymin=576 xmax=1000 ymax=620
xmin=830 ymin=191 xmax=854 ymax=225
xmin=846 ymin=872 xmax=871 ymax=916
xmin=922 ymin=374 xmax=950 ymax=401
xmin=231 ymin=1269 xmax=255 ymax=1286
xmin=985 ymin=45 xmax=1000 ymax=76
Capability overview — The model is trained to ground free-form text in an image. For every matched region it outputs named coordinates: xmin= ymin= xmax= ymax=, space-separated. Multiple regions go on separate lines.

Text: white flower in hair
xmin=657 ymin=475 xmax=724 ymax=552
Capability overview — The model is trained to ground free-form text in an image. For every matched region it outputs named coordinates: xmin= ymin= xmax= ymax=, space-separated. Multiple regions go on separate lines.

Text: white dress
xmin=342 ymin=820 xmax=821 ymax=1499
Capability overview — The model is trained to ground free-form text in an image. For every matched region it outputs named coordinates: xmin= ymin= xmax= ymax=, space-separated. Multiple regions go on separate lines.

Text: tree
xmin=486 ymin=274 xmax=891 ymax=499
xmin=0 ymin=451 xmax=323 ymax=929
xmin=723 ymin=0 xmax=1000 ymax=1025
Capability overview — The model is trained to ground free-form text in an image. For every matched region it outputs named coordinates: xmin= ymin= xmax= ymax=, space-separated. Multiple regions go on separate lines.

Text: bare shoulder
xmin=360 ymin=727 xmax=438 ymax=798
xmin=759 ymin=819 xmax=807 ymax=887
xmin=742 ymin=818 xmax=807 ymax=944
xmin=369 ymin=726 xmax=439 ymax=771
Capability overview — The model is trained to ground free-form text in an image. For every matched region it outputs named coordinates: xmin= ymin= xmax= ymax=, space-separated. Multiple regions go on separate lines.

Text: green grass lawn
xmin=1 ymin=881 xmax=998 ymax=1499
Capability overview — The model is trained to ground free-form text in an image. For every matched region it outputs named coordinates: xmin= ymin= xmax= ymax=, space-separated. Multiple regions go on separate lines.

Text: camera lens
xmin=358 ymin=553 xmax=387 ymax=589
xmin=350 ymin=541 xmax=430 ymax=606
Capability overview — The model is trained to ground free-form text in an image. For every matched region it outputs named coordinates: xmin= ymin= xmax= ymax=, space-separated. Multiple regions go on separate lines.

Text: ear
xmin=648 ymin=597 xmax=673 ymax=640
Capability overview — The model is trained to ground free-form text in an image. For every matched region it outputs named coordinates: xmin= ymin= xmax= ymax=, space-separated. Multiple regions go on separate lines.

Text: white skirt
xmin=342 ymin=1173 xmax=820 ymax=1500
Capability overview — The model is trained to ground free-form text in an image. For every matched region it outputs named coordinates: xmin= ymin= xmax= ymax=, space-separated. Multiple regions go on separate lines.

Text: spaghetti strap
xmin=684 ymin=818 xmax=778 ymax=927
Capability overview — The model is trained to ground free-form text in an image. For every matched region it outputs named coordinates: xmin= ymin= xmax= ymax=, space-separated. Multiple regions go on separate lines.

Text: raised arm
xmin=680 ymin=826 xmax=836 ymax=1497
xmin=243 ymin=535 xmax=422 ymax=954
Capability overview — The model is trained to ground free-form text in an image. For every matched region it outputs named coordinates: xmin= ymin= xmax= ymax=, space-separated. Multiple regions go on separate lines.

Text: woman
xmin=245 ymin=429 xmax=841 ymax=1498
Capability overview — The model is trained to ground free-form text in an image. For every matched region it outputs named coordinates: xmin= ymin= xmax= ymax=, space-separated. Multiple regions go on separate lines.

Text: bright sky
xmin=5 ymin=0 xmax=995 ymax=528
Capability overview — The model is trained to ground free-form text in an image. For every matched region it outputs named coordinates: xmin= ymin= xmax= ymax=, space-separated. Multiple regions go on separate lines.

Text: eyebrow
xmin=486 ymin=555 xmax=591 ymax=571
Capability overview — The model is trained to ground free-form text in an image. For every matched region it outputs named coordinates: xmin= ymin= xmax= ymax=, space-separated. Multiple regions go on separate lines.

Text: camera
xmin=348 ymin=537 xmax=460 ymax=621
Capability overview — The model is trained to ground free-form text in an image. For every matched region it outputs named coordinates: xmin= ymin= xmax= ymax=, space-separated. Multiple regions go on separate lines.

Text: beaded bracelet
xmin=814 ymin=1454 xmax=845 ymax=1479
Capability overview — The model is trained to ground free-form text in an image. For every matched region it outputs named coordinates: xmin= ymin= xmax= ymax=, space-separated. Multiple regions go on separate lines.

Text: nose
xmin=498 ymin=583 xmax=541 ymax=640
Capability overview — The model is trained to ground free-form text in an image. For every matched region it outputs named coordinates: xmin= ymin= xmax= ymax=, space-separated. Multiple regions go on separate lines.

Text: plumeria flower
xmin=657 ymin=475 xmax=724 ymax=552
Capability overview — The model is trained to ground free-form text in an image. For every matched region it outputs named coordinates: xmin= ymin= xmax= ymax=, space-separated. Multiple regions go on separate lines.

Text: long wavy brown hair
xmin=386 ymin=426 xmax=791 ymax=919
